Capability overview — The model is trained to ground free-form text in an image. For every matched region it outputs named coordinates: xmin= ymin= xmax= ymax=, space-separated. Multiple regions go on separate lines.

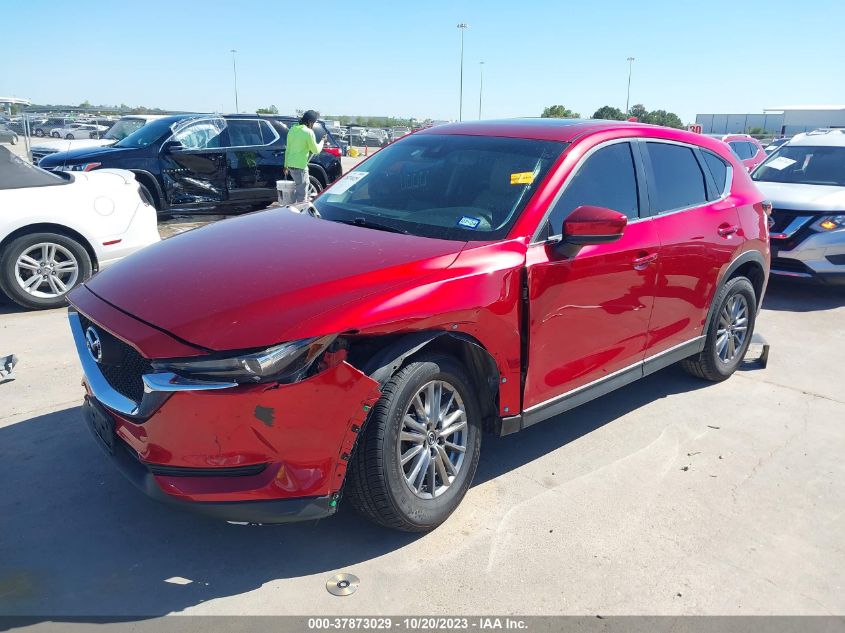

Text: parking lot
xmin=1 ymin=275 xmax=843 ymax=616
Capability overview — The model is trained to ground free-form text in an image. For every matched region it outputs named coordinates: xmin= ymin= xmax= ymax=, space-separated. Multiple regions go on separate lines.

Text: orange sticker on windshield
xmin=510 ymin=172 xmax=534 ymax=185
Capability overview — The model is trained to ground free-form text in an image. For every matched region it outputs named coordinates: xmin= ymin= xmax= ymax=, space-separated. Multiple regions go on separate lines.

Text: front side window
xmin=115 ymin=117 xmax=185 ymax=148
xmin=172 ymin=119 xmax=225 ymax=149
xmin=646 ymin=142 xmax=708 ymax=213
xmin=752 ymin=145 xmax=845 ymax=186
xmin=548 ymin=142 xmax=640 ymax=232
xmin=316 ymin=133 xmax=565 ymax=241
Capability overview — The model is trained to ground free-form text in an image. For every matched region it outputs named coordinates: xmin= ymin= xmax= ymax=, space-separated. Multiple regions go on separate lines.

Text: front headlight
xmin=811 ymin=214 xmax=845 ymax=232
xmin=151 ymin=335 xmax=336 ymax=384
xmin=64 ymin=162 xmax=101 ymax=172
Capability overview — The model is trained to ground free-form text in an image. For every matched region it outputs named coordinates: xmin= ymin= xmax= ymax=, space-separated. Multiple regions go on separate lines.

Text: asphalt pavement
xmin=0 ymin=278 xmax=843 ymax=617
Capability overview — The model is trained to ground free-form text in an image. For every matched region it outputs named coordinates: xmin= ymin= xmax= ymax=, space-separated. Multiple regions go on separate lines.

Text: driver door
xmin=160 ymin=117 xmax=228 ymax=208
xmin=523 ymin=140 xmax=660 ymax=422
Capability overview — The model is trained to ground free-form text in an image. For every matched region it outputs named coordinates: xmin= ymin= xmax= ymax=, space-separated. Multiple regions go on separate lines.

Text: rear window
xmin=646 ymin=142 xmax=708 ymax=212
xmin=729 ymin=141 xmax=753 ymax=160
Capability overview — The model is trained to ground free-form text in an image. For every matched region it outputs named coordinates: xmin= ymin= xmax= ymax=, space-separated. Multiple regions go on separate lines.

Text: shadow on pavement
xmin=0 ymin=365 xmax=707 ymax=619
xmin=762 ymin=277 xmax=845 ymax=312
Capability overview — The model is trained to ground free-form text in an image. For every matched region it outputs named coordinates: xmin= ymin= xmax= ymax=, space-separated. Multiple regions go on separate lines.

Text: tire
xmin=34 ymin=129 xmax=44 ymax=137
xmin=346 ymin=353 xmax=482 ymax=532
xmin=10 ymin=134 xmax=18 ymax=145
xmin=51 ymin=132 xmax=59 ymax=138
xmin=681 ymin=276 xmax=757 ymax=382
xmin=65 ymin=133 xmax=74 ymax=139
xmin=0 ymin=232 xmax=92 ymax=310
xmin=307 ymin=175 xmax=323 ymax=201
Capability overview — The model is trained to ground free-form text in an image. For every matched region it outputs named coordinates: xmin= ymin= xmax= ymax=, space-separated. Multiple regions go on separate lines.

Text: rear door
xmin=225 ymin=118 xmax=283 ymax=204
xmin=640 ymin=141 xmax=741 ymax=358
xmin=160 ymin=118 xmax=228 ymax=207
xmin=523 ymin=140 xmax=660 ymax=415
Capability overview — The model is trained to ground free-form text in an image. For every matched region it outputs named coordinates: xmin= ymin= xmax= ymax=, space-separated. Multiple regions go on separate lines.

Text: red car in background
xmin=709 ymin=133 xmax=768 ymax=171
xmin=68 ymin=119 xmax=769 ymax=531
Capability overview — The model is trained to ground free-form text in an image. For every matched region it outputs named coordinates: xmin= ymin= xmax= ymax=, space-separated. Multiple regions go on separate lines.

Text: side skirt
xmin=497 ymin=337 xmax=704 ymax=436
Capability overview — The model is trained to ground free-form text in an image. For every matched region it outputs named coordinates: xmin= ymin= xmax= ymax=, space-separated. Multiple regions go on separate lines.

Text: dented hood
xmin=81 ymin=209 xmax=465 ymax=352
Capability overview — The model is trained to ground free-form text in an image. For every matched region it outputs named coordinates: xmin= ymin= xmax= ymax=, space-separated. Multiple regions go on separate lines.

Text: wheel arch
xmin=704 ymin=250 xmax=767 ymax=333
xmin=0 ymin=223 xmax=99 ymax=271
xmin=307 ymin=163 xmax=328 ymax=188
xmin=129 ymin=169 xmax=166 ymax=211
xmin=351 ymin=330 xmax=501 ymax=433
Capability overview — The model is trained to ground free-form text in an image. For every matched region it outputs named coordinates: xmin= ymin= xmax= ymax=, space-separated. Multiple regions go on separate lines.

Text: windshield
xmin=315 ymin=134 xmax=564 ymax=241
xmin=104 ymin=118 xmax=146 ymax=141
xmin=752 ymin=145 xmax=845 ymax=186
xmin=115 ymin=117 xmax=183 ymax=148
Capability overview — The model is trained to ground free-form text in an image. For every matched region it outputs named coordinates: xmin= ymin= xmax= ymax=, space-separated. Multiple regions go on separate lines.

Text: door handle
xmin=718 ymin=224 xmax=739 ymax=238
xmin=632 ymin=253 xmax=658 ymax=270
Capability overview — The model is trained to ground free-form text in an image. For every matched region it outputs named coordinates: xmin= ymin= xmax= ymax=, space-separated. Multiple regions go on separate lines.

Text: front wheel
xmin=0 ymin=233 xmax=92 ymax=310
xmin=306 ymin=176 xmax=323 ymax=202
xmin=10 ymin=134 xmax=18 ymax=145
xmin=681 ymin=276 xmax=757 ymax=382
xmin=346 ymin=354 xmax=482 ymax=532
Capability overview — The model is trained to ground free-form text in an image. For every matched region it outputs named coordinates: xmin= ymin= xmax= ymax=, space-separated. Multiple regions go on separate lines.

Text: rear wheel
xmin=10 ymin=134 xmax=18 ymax=145
xmin=346 ymin=354 xmax=482 ymax=532
xmin=34 ymin=128 xmax=44 ymax=137
xmin=0 ymin=232 xmax=92 ymax=310
xmin=681 ymin=276 xmax=756 ymax=382
xmin=65 ymin=133 xmax=74 ymax=139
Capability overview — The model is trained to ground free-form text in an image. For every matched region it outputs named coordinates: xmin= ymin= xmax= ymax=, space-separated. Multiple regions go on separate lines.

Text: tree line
xmin=541 ymin=104 xmax=684 ymax=128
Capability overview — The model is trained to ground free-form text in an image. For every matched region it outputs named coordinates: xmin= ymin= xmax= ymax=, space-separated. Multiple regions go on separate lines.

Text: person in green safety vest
xmin=284 ymin=109 xmax=324 ymax=203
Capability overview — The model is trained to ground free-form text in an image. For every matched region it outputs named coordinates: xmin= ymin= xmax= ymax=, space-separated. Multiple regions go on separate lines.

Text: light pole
xmin=457 ymin=23 xmax=468 ymax=121
xmin=478 ymin=61 xmax=484 ymax=120
xmin=230 ymin=49 xmax=239 ymax=113
xmin=625 ymin=56 xmax=635 ymax=117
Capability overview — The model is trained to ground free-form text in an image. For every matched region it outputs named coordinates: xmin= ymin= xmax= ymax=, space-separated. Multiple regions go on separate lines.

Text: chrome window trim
xmin=69 ymin=311 xmax=236 ymax=418
xmin=523 ymin=336 xmax=705 ymax=414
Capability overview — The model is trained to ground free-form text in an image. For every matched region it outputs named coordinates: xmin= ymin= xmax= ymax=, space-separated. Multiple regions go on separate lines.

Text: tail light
xmin=323 ymin=146 xmax=342 ymax=157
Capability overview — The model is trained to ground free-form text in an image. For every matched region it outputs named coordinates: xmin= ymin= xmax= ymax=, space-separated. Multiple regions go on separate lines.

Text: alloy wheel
xmin=716 ymin=294 xmax=749 ymax=363
xmin=14 ymin=242 xmax=79 ymax=298
xmin=398 ymin=380 xmax=468 ymax=499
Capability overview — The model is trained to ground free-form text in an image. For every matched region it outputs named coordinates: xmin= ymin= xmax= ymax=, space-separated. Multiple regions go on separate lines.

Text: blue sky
xmin=2 ymin=0 xmax=843 ymax=123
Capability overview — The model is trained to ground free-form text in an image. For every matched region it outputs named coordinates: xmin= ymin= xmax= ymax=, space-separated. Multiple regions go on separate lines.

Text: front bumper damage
xmin=70 ymin=311 xmax=382 ymax=523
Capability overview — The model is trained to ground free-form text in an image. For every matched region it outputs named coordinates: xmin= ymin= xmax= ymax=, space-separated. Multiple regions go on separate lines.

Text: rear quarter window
xmin=701 ymin=151 xmax=729 ymax=197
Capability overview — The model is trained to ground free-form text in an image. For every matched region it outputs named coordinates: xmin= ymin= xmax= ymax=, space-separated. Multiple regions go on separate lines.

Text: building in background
xmin=696 ymin=106 xmax=845 ymax=137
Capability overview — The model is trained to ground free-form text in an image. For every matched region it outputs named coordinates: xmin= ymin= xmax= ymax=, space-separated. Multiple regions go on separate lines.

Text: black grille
xmin=79 ymin=315 xmax=153 ymax=403
xmin=769 ymin=209 xmax=810 ymax=234
xmin=771 ymin=257 xmax=813 ymax=274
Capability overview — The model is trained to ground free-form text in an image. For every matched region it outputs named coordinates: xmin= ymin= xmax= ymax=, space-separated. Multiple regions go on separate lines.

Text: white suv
xmin=31 ymin=115 xmax=166 ymax=163
xmin=752 ymin=129 xmax=845 ymax=284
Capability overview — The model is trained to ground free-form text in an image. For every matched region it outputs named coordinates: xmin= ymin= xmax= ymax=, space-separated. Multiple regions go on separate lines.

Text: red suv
xmin=68 ymin=119 xmax=770 ymax=531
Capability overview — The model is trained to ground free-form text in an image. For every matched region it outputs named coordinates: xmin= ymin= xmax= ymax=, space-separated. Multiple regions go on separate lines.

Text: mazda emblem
xmin=85 ymin=326 xmax=103 ymax=363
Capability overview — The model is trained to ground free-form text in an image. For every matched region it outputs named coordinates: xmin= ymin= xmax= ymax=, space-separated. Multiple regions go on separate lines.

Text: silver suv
xmin=752 ymin=129 xmax=845 ymax=284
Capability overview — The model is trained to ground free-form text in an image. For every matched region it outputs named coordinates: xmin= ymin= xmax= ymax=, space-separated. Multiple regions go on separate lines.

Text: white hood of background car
xmin=31 ymin=138 xmax=115 ymax=152
xmin=755 ymin=182 xmax=845 ymax=212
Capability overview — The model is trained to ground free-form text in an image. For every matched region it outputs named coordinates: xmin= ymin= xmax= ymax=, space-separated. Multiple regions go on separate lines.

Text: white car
xmin=50 ymin=123 xmax=109 ymax=139
xmin=31 ymin=115 xmax=167 ymax=164
xmin=0 ymin=146 xmax=160 ymax=310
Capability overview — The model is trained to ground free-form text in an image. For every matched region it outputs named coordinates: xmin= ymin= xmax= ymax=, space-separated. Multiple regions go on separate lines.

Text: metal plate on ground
xmin=326 ymin=573 xmax=359 ymax=596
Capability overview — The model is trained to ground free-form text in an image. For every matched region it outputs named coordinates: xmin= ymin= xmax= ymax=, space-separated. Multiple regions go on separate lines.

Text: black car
xmin=38 ymin=114 xmax=343 ymax=215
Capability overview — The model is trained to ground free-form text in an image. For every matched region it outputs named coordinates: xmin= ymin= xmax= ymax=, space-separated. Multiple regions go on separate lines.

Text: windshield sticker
xmin=457 ymin=216 xmax=482 ymax=230
xmin=510 ymin=172 xmax=535 ymax=185
xmin=326 ymin=171 xmax=368 ymax=195
xmin=764 ymin=156 xmax=797 ymax=171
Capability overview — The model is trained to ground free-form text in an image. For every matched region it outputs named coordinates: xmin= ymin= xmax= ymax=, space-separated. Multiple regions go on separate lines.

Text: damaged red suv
xmin=68 ymin=119 xmax=769 ymax=531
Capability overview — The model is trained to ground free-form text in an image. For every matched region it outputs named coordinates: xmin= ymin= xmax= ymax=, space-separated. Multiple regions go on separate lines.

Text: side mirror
xmin=561 ymin=205 xmax=628 ymax=245
xmin=161 ymin=140 xmax=185 ymax=153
